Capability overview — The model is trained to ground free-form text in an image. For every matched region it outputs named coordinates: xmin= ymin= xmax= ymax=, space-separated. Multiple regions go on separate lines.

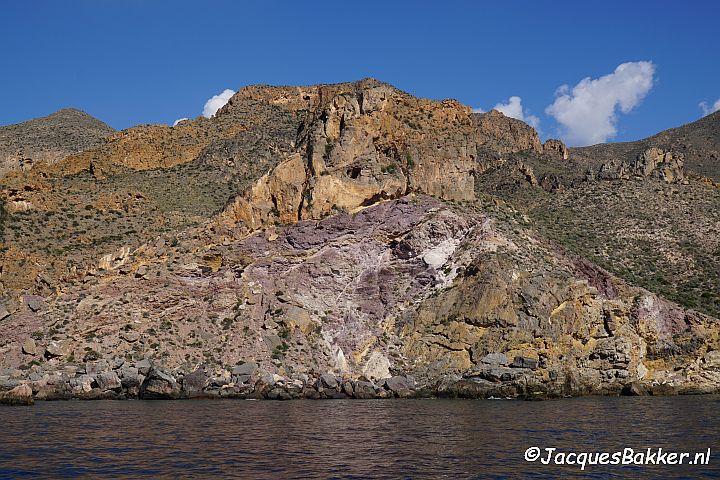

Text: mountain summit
xmin=0 ymin=108 xmax=114 ymax=177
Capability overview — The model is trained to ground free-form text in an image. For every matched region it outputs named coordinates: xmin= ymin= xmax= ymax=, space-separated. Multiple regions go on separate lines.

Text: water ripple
xmin=0 ymin=397 xmax=718 ymax=479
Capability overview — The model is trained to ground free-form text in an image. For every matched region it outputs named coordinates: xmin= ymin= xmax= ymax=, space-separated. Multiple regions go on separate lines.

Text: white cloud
xmin=172 ymin=117 xmax=189 ymax=126
xmin=202 ymin=88 xmax=236 ymax=118
xmin=472 ymin=107 xmax=485 ymax=113
xmin=545 ymin=61 xmax=655 ymax=146
xmin=699 ymin=98 xmax=720 ymax=116
xmin=492 ymin=96 xmax=540 ymax=130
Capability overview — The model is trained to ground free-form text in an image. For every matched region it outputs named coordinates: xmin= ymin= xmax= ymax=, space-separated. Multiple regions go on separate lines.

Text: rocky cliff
xmin=0 ymin=79 xmax=719 ymax=403
xmin=476 ymin=110 xmax=720 ymax=319
xmin=218 ymin=80 xmax=478 ymax=232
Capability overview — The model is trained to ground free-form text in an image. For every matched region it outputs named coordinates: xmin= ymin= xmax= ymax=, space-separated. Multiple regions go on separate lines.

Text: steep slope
xmin=0 ymin=86 xmax=305 ymax=294
xmin=475 ymin=111 xmax=720 ymax=318
xmin=574 ymin=110 xmax=720 ymax=182
xmin=0 ymin=79 xmax=719 ymax=403
xmin=0 ymin=79 xmax=481 ymax=293
xmin=1 ymin=197 xmax=718 ymax=401
xmin=0 ymin=109 xmax=115 ymax=177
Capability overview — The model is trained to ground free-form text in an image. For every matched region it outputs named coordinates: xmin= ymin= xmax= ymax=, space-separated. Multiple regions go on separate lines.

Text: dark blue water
xmin=0 ymin=396 xmax=718 ymax=479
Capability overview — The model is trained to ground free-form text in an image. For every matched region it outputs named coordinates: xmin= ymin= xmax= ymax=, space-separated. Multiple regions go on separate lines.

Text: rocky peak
xmin=474 ymin=109 xmax=543 ymax=155
xmin=0 ymin=108 xmax=114 ymax=177
xmin=217 ymin=81 xmax=479 ymax=231
xmin=216 ymin=78 xmax=392 ymax=116
xmin=543 ymin=139 xmax=569 ymax=160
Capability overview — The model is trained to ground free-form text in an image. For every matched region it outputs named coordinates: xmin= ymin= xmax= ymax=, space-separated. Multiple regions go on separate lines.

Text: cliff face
xmin=1 ymin=197 xmax=717 ymax=401
xmin=0 ymin=79 xmax=719 ymax=402
xmin=474 ymin=109 xmax=543 ymax=155
xmin=218 ymin=81 xmax=478 ymax=232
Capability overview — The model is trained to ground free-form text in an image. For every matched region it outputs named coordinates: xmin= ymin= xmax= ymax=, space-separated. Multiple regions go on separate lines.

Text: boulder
xmin=384 ymin=375 xmax=415 ymax=397
xmin=22 ymin=338 xmax=37 ymax=356
xmin=182 ymin=368 xmax=209 ymax=395
xmin=473 ymin=366 xmax=522 ymax=382
xmin=139 ymin=368 xmax=181 ymax=399
xmin=266 ymin=387 xmax=292 ymax=400
xmin=510 ymin=356 xmax=538 ymax=369
xmin=85 ymin=360 xmax=110 ymax=375
xmin=233 ymin=374 xmax=251 ymax=384
xmin=45 ymin=340 xmax=73 ymax=358
xmin=320 ymin=373 xmax=338 ymax=389
xmin=480 ymin=352 xmax=508 ymax=366
xmin=135 ymin=265 xmax=149 ymax=278
xmin=120 ymin=369 xmax=145 ymax=395
xmin=302 ymin=386 xmax=321 ymax=399
xmin=120 ymin=330 xmax=140 ymax=343
xmin=0 ymin=384 xmax=34 ymax=405
xmin=25 ymin=297 xmax=43 ymax=312
xmin=73 ymin=375 xmax=95 ymax=393
xmin=232 ymin=362 xmax=258 ymax=376
xmin=353 ymin=381 xmax=377 ymax=399
xmin=362 ymin=351 xmax=391 ymax=380
xmin=95 ymin=371 xmax=121 ymax=391
xmin=134 ymin=359 xmax=153 ymax=376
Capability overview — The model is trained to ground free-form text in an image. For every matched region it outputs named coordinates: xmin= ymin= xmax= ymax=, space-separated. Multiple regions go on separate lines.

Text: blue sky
xmin=1 ymin=0 xmax=718 ymax=146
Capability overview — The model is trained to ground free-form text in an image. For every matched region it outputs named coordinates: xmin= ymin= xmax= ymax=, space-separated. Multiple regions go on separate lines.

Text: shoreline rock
xmin=3 ymin=365 xmax=718 ymax=406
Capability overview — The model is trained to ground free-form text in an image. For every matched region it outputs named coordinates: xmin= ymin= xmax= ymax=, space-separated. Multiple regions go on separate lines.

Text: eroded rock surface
xmin=2 ymin=196 xmax=718 ymax=401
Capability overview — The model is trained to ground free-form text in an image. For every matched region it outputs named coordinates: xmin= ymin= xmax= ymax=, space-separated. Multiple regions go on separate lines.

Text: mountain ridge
xmin=1 ymin=79 xmax=719 ymax=404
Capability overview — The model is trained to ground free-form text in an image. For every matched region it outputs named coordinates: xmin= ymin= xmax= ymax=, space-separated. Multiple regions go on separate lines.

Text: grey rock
xmin=121 ymin=371 xmax=144 ymax=391
xmin=353 ymin=381 xmax=376 ymax=399
xmin=134 ymin=359 xmax=152 ymax=376
xmin=267 ymin=387 xmax=292 ymax=400
xmin=70 ymin=375 xmax=93 ymax=392
xmin=232 ymin=374 xmax=251 ymax=384
xmin=119 ymin=366 xmax=138 ymax=378
xmin=182 ymin=368 xmax=209 ymax=394
xmin=385 ymin=375 xmax=414 ymax=394
xmin=259 ymin=372 xmax=277 ymax=387
xmin=263 ymin=333 xmax=282 ymax=351
xmin=0 ymin=378 xmax=20 ymax=389
xmin=85 ymin=360 xmax=110 ymax=376
xmin=320 ymin=373 xmax=338 ymax=389
xmin=232 ymin=362 xmax=258 ymax=376
xmin=135 ymin=265 xmax=148 ymax=278
xmin=139 ymin=368 xmax=181 ymax=399
xmin=303 ymin=387 xmax=321 ymax=399
xmin=510 ymin=356 xmax=538 ymax=369
xmin=96 ymin=371 xmax=122 ymax=391
xmin=25 ymin=297 xmax=43 ymax=312
xmin=480 ymin=352 xmax=508 ymax=365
